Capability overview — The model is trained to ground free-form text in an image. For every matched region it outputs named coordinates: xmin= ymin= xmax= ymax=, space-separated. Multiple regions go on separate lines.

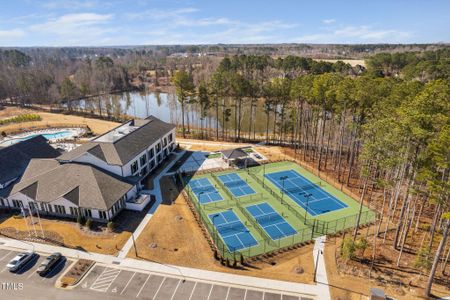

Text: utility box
xmin=370 ymin=288 xmax=386 ymax=300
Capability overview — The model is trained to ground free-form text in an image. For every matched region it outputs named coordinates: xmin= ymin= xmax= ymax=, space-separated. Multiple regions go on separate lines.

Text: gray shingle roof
xmin=0 ymin=135 xmax=60 ymax=185
xmin=58 ymin=115 xmax=175 ymax=166
xmin=220 ymin=148 xmax=248 ymax=159
xmin=10 ymin=159 xmax=133 ymax=211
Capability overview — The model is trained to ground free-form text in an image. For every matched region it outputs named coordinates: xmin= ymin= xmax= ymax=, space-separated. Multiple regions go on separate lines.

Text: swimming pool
xmin=0 ymin=130 xmax=76 ymax=146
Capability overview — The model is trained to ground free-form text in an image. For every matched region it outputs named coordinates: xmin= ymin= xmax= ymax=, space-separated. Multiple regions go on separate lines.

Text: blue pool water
xmin=0 ymin=130 xmax=73 ymax=146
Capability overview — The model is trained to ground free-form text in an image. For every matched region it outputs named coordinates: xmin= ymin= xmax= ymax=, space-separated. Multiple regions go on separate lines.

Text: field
xmin=183 ymin=161 xmax=376 ymax=260
xmin=0 ymin=107 xmax=119 ymax=135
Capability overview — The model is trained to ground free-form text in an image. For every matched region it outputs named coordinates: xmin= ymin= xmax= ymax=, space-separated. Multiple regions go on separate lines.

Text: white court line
xmin=170 ymin=279 xmax=182 ymax=300
xmin=152 ymin=277 xmax=167 ymax=299
xmin=188 ymin=281 xmax=198 ymax=300
xmin=136 ymin=274 xmax=150 ymax=298
xmin=120 ymin=272 xmax=136 ymax=295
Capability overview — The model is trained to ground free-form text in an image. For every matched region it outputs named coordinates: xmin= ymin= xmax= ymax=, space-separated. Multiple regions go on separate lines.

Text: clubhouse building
xmin=1 ymin=116 xmax=176 ymax=222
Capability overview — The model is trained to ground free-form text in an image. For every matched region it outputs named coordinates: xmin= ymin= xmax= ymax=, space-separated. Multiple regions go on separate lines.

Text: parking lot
xmin=77 ymin=264 xmax=314 ymax=300
xmin=0 ymin=248 xmax=315 ymax=300
xmin=0 ymin=248 xmax=72 ymax=292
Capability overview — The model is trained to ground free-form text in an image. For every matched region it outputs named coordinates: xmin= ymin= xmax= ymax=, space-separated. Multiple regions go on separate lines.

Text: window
xmin=84 ymin=209 xmax=92 ymax=218
xmin=12 ymin=199 xmax=23 ymax=208
xmin=156 ymin=143 xmax=161 ymax=153
xmin=157 ymin=153 xmax=162 ymax=162
xmin=39 ymin=203 xmax=46 ymax=211
xmin=0 ymin=198 xmax=4 ymax=207
xmin=99 ymin=210 xmax=107 ymax=219
xmin=70 ymin=207 xmax=79 ymax=216
xmin=163 ymin=137 xmax=167 ymax=147
xmin=139 ymin=154 xmax=147 ymax=167
xmin=54 ymin=205 xmax=66 ymax=215
xmin=148 ymin=148 xmax=154 ymax=159
xmin=150 ymin=160 xmax=155 ymax=170
xmin=140 ymin=166 xmax=148 ymax=177
xmin=168 ymin=133 xmax=173 ymax=143
xmin=130 ymin=161 xmax=138 ymax=174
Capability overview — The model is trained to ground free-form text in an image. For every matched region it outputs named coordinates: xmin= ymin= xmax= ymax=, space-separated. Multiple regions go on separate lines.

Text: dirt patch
xmin=0 ymin=214 xmax=130 ymax=255
xmin=127 ymin=188 xmax=315 ymax=284
xmin=0 ymin=107 xmax=119 ymax=135
xmin=325 ymin=229 xmax=450 ymax=300
xmin=59 ymin=259 xmax=95 ymax=287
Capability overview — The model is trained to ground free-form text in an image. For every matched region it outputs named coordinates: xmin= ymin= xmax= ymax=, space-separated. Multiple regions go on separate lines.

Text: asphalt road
xmin=0 ymin=249 xmax=315 ymax=300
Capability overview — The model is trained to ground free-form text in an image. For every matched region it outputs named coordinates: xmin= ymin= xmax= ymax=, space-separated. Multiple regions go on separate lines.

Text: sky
xmin=0 ymin=0 xmax=449 ymax=46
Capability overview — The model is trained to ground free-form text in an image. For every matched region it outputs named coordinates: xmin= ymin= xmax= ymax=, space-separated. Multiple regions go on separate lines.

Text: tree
xmin=172 ymin=70 xmax=195 ymax=138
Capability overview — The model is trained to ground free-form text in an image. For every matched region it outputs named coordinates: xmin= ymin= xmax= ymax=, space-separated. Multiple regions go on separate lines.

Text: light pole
xmin=304 ymin=193 xmax=312 ymax=224
xmin=212 ymin=214 xmax=220 ymax=243
xmin=280 ymin=176 xmax=288 ymax=204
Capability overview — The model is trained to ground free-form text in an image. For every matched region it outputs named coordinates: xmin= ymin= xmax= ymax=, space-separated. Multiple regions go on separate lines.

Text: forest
xmin=0 ymin=46 xmax=449 ymax=296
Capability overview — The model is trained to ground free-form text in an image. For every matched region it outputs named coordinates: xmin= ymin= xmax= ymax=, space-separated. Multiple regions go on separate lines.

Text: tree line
xmin=172 ymin=52 xmax=449 ymax=296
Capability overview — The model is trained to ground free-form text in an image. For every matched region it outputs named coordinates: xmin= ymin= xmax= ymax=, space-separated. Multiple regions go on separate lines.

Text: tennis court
xmin=209 ymin=210 xmax=258 ymax=252
xmin=265 ymin=170 xmax=348 ymax=216
xmin=189 ymin=178 xmax=223 ymax=204
xmin=246 ymin=202 xmax=297 ymax=240
xmin=217 ymin=173 xmax=255 ymax=197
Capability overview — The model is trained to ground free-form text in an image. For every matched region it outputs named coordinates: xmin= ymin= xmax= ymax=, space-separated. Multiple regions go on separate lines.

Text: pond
xmin=71 ymin=91 xmax=276 ymax=136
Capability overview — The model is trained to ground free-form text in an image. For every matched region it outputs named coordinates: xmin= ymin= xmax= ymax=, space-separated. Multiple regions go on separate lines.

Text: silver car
xmin=6 ymin=251 xmax=35 ymax=272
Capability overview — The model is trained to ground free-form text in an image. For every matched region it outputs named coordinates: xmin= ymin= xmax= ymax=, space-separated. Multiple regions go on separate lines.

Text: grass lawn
xmin=183 ymin=161 xmax=375 ymax=259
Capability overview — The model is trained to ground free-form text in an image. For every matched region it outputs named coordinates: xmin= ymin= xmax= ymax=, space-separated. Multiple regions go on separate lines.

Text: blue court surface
xmin=265 ymin=170 xmax=348 ymax=216
xmin=189 ymin=178 xmax=223 ymax=204
xmin=217 ymin=173 xmax=256 ymax=198
xmin=246 ymin=202 xmax=297 ymax=240
xmin=209 ymin=210 xmax=258 ymax=252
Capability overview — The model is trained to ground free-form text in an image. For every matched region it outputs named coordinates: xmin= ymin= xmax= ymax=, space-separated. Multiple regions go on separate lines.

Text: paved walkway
xmin=0 ymin=236 xmax=323 ymax=298
xmin=117 ymin=150 xmax=186 ymax=258
xmin=313 ymin=235 xmax=330 ymax=300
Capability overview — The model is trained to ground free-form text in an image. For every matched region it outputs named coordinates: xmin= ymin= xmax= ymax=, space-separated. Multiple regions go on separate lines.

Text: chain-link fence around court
xmin=178 ymin=169 xmax=377 ymax=261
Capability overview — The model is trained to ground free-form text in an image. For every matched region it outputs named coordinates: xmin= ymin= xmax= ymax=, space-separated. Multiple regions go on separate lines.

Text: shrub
xmin=354 ymin=237 xmax=369 ymax=257
xmin=1 ymin=131 xmax=6 ymax=137
xmin=107 ymin=221 xmax=115 ymax=232
xmin=240 ymin=253 xmax=245 ymax=265
xmin=85 ymin=218 xmax=93 ymax=230
xmin=226 ymin=258 xmax=230 ymax=267
xmin=213 ymin=250 xmax=219 ymax=260
xmin=0 ymin=114 xmax=41 ymax=125
xmin=77 ymin=214 xmax=86 ymax=226
xmin=233 ymin=259 xmax=237 ymax=268
xmin=341 ymin=237 xmax=356 ymax=261
xmin=414 ymin=246 xmax=432 ymax=273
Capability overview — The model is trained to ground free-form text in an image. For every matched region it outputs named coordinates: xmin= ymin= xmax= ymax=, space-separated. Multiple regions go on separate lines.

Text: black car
xmin=36 ymin=252 xmax=62 ymax=276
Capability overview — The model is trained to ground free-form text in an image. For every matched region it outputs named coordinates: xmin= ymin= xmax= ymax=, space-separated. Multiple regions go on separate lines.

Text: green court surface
xmin=182 ymin=161 xmax=376 ymax=260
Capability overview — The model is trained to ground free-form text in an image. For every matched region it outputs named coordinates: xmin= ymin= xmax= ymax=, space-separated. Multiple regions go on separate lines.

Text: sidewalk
xmin=313 ymin=235 xmax=331 ymax=300
xmin=117 ymin=150 xmax=186 ymax=258
xmin=0 ymin=236 xmax=319 ymax=298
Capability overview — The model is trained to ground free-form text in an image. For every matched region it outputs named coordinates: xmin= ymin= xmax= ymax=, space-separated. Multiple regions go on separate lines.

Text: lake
xmin=72 ymin=91 xmax=276 ymax=136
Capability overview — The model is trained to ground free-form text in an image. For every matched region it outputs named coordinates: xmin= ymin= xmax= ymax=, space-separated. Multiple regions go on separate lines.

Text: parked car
xmin=6 ymin=251 xmax=35 ymax=272
xmin=36 ymin=252 xmax=62 ymax=276
xmin=254 ymin=153 xmax=262 ymax=159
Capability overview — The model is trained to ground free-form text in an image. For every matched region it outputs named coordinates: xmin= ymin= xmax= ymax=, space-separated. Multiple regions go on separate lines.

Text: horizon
xmin=1 ymin=0 xmax=449 ymax=47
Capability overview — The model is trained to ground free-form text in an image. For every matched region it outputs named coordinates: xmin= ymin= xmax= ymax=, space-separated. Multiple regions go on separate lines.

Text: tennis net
xmin=282 ymin=182 xmax=320 ymax=194
xmin=216 ymin=221 xmax=245 ymax=233
xmin=255 ymin=213 xmax=282 ymax=224
xmin=223 ymin=179 xmax=244 ymax=188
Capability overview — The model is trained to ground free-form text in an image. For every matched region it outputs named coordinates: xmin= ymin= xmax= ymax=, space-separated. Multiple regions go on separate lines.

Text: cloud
xmin=322 ymin=19 xmax=335 ymax=24
xmin=29 ymin=13 xmax=115 ymax=45
xmin=0 ymin=29 xmax=26 ymax=39
xmin=126 ymin=7 xmax=199 ymax=20
xmin=295 ymin=25 xmax=412 ymax=43
xmin=42 ymin=0 xmax=99 ymax=10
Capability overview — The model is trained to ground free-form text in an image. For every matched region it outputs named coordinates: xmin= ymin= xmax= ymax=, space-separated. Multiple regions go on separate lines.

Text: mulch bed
xmin=60 ymin=259 xmax=95 ymax=287
xmin=0 ymin=227 xmax=65 ymax=246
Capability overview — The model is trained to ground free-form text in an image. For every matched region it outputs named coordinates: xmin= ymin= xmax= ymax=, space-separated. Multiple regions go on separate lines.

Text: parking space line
xmin=90 ymin=267 xmax=121 ymax=292
xmin=0 ymin=250 xmax=12 ymax=262
xmin=188 ymin=282 xmax=197 ymax=300
xmin=225 ymin=286 xmax=231 ymax=300
xmin=206 ymin=284 xmax=214 ymax=300
xmin=244 ymin=289 xmax=248 ymax=300
xmin=170 ymin=279 xmax=182 ymax=300
xmin=152 ymin=277 xmax=167 ymax=299
xmin=120 ymin=272 xmax=136 ymax=295
xmin=135 ymin=274 xmax=150 ymax=298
